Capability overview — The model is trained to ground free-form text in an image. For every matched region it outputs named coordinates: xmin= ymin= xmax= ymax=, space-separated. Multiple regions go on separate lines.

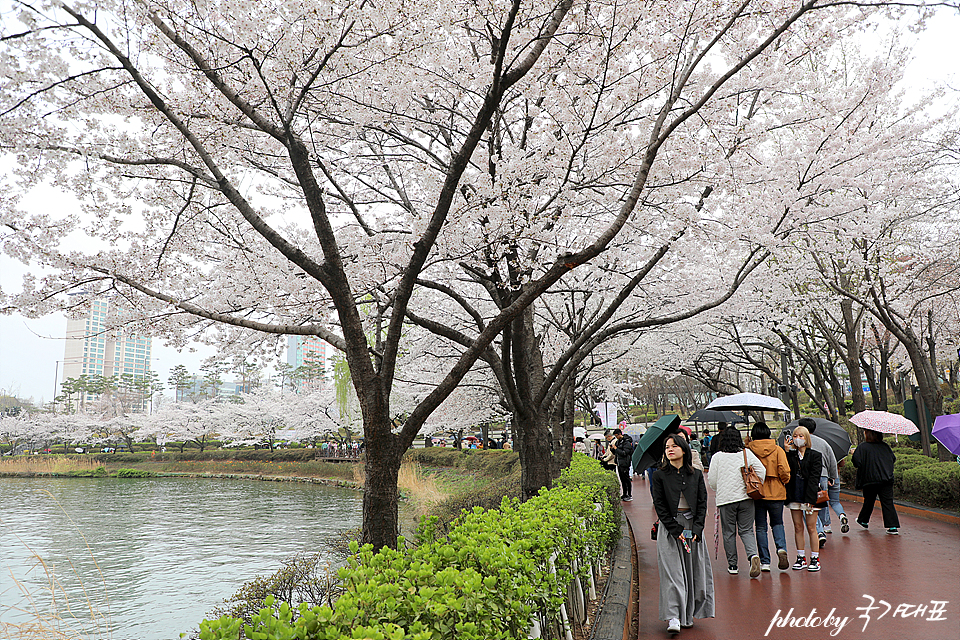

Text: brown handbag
xmin=741 ymin=449 xmax=764 ymax=499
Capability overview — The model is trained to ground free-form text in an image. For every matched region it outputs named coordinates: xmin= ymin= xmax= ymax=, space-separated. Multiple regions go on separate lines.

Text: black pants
xmin=858 ymin=481 xmax=900 ymax=528
xmin=617 ymin=464 xmax=632 ymax=498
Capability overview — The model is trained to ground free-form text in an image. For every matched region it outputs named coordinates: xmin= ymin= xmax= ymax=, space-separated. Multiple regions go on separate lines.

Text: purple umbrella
xmin=932 ymin=413 xmax=960 ymax=455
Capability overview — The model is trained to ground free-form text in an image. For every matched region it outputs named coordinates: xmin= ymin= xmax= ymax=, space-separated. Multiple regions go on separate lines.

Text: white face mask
xmin=793 ymin=437 xmax=806 ymax=448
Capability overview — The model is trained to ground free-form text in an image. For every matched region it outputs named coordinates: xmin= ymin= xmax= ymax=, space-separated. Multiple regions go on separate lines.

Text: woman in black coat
xmin=784 ymin=425 xmax=823 ymax=572
xmin=852 ymin=429 xmax=900 ymax=533
xmin=651 ymin=433 xmax=715 ymax=634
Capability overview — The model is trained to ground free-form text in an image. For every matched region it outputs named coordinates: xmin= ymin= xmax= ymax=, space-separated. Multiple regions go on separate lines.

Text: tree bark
xmin=840 ymin=299 xmax=867 ymax=414
xmin=361 ymin=413 xmax=405 ymax=551
xmin=517 ymin=409 xmax=554 ymax=500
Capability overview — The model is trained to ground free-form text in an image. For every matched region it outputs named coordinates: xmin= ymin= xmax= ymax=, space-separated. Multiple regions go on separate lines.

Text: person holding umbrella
xmin=609 ymin=428 xmax=636 ymax=501
xmin=651 ymin=433 xmax=715 ymax=633
xmin=851 ymin=429 xmax=900 ymax=534
xmin=784 ymin=425 xmax=824 ymax=571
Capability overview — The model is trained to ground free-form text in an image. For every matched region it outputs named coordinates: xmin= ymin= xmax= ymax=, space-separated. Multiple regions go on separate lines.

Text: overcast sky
xmin=1 ymin=9 xmax=957 ymax=405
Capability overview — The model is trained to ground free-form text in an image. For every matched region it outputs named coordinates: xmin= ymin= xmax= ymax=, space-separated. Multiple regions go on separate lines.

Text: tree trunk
xmin=841 ymin=299 xmax=867 ymax=413
xmin=361 ymin=413 xmax=404 ymax=550
xmin=517 ymin=409 xmax=554 ymax=500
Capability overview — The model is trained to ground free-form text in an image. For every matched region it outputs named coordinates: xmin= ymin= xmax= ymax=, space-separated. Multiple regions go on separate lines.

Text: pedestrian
xmin=600 ymin=429 xmax=616 ymax=470
xmin=700 ymin=429 xmax=712 ymax=468
xmin=799 ymin=417 xmax=846 ymax=549
xmin=651 ymin=433 xmax=715 ymax=634
xmin=784 ymin=425 xmax=824 ymax=571
xmin=678 ymin=425 xmax=704 ymax=470
xmin=573 ymin=436 xmax=587 ymax=455
xmin=708 ymin=427 xmax=765 ymax=578
xmin=708 ymin=422 xmax=727 ymax=456
xmin=851 ymin=429 xmax=900 ymax=534
xmin=746 ymin=422 xmax=792 ymax=572
xmin=609 ymin=428 xmax=636 ymax=501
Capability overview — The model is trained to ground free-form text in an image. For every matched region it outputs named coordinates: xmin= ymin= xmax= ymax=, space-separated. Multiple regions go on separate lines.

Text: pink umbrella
xmin=932 ymin=413 xmax=960 ymax=455
xmin=850 ymin=410 xmax=919 ymax=435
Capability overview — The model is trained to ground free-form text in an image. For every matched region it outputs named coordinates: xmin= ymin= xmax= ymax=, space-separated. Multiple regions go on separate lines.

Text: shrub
xmin=115 ymin=468 xmax=157 ymax=478
xmin=901 ymin=463 xmax=960 ymax=511
xmin=197 ymin=457 xmax=620 ymax=640
xmin=208 ymin=552 xmax=343 ymax=626
xmin=892 ymin=451 xmax=938 ymax=492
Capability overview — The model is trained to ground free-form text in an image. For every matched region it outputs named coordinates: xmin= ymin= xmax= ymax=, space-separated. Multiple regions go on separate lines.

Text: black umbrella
xmin=631 ymin=414 xmax=682 ymax=473
xmin=783 ymin=417 xmax=852 ymax=461
xmin=688 ymin=409 xmax=746 ymax=425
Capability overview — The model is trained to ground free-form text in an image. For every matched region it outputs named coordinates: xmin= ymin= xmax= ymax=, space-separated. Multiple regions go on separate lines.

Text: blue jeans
xmin=816 ymin=477 xmax=846 ymax=531
xmin=754 ymin=499 xmax=787 ymax=566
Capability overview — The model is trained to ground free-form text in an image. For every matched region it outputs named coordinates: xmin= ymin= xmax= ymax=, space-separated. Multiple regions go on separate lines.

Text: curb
xmin=590 ymin=514 xmax=634 ymax=640
xmin=838 ymin=489 xmax=960 ymax=526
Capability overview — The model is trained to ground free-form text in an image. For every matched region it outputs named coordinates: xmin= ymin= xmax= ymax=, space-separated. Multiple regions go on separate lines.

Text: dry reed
xmin=0 ymin=457 xmax=101 ymax=476
xmin=352 ymin=460 xmax=445 ymax=516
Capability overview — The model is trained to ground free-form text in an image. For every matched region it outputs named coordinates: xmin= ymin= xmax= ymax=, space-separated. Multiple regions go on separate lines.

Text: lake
xmin=0 ymin=476 xmax=363 ymax=639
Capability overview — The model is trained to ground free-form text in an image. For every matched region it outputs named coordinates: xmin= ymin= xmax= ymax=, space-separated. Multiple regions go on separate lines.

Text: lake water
xmin=0 ymin=476 xmax=363 ymax=639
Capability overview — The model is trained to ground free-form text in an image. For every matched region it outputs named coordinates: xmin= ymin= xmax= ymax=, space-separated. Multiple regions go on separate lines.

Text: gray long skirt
xmin=656 ymin=524 xmax=715 ymax=624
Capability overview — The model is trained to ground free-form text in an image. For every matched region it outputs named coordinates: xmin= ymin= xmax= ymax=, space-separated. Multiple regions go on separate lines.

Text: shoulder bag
xmin=741 ymin=449 xmax=764 ymax=499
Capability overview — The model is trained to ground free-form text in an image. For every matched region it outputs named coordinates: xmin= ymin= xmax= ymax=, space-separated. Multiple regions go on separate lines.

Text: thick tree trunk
xmin=361 ymin=415 xmax=404 ymax=550
xmin=517 ymin=409 xmax=554 ymax=500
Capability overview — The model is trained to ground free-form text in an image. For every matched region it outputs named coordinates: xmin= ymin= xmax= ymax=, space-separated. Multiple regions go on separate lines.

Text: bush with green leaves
xmin=901 ymin=463 xmax=960 ymax=510
xmin=197 ymin=455 xmax=619 ymax=640
xmin=115 ymin=468 xmax=157 ymax=478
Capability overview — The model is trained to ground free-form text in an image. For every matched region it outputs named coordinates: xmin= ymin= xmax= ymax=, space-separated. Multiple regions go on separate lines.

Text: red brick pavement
xmin=622 ymin=474 xmax=960 ymax=640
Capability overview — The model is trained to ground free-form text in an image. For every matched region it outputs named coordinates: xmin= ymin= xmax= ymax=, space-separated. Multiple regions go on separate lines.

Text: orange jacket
xmin=747 ymin=439 xmax=791 ymax=501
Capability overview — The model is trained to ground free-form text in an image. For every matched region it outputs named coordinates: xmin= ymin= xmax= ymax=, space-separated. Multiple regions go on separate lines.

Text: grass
xmin=146 ymin=459 xmax=358 ymax=480
xmin=0 ymin=456 xmax=102 ymax=476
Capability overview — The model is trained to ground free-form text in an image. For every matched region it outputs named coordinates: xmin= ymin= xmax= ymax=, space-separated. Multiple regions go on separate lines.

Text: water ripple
xmin=0 ymin=476 xmax=362 ymax=640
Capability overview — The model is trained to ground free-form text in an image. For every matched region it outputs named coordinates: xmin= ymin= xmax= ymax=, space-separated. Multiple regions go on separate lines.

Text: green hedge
xmin=901 ymin=464 xmax=960 ymax=510
xmin=197 ymin=455 xmax=620 ymax=640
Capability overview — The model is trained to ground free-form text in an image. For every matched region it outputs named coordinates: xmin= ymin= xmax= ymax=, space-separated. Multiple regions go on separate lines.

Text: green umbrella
xmin=632 ymin=414 xmax=682 ymax=472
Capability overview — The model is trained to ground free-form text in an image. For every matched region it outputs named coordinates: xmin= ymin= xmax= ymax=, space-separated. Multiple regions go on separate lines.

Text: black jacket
xmin=612 ymin=434 xmax=635 ymax=468
xmin=651 ymin=464 xmax=708 ymax=540
xmin=785 ymin=448 xmax=823 ymax=505
xmin=852 ymin=441 xmax=896 ymax=488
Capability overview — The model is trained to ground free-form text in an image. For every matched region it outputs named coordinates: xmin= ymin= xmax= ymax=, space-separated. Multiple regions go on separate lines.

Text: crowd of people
xmin=592 ymin=417 xmax=901 ymax=635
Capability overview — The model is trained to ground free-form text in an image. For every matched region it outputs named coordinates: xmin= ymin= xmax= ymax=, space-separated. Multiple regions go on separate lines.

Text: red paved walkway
xmin=622 ymin=474 xmax=960 ymax=640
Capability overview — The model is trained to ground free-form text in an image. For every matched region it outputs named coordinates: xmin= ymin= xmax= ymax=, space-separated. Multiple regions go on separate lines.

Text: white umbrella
xmin=705 ymin=392 xmax=789 ymax=412
xmin=573 ymin=426 xmax=587 ymax=439
xmin=850 ymin=410 xmax=919 ymax=435
xmin=587 ymin=433 xmax=606 ymax=441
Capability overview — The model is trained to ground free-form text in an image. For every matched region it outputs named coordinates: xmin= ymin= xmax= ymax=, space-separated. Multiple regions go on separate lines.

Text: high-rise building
xmin=61 ymin=298 xmax=153 ymax=410
xmin=286 ymin=335 xmax=334 ymax=392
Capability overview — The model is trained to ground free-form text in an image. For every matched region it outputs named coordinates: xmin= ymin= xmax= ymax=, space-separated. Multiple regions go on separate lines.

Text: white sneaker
xmin=760 ymin=563 xmax=771 ymax=572
xmin=667 ymin=618 xmax=681 ymax=633
xmin=823 ymin=527 xmax=833 ymax=534
xmin=749 ymin=555 xmax=762 ymax=578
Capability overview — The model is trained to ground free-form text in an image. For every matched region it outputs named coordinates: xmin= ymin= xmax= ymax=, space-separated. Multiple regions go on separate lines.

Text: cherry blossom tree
xmin=2 ymin=0 xmax=948 ymax=548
